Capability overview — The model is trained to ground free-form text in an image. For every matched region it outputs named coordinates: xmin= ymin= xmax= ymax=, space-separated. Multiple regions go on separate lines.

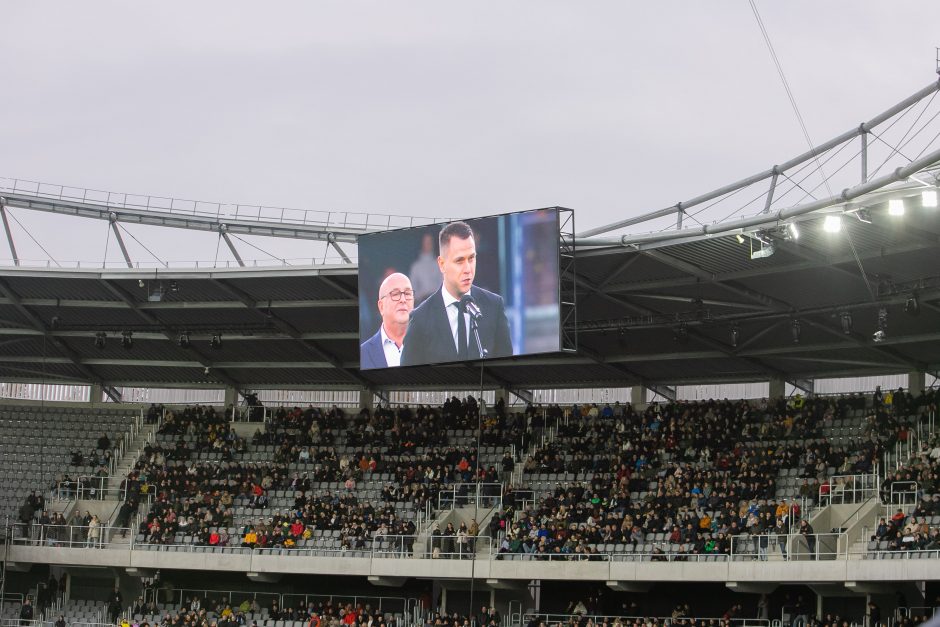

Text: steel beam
xmin=97 ymin=279 xmax=248 ymax=395
xmin=220 ymin=229 xmax=245 ymax=267
xmin=0 ymin=198 xmax=19 ymax=266
xmin=109 ymin=215 xmax=134 ymax=268
xmin=209 ymin=278 xmax=370 ymax=389
xmin=0 ymin=277 xmax=121 ymax=401
xmin=788 ymin=379 xmax=814 ymax=396
xmin=0 ymin=192 xmax=366 ymax=243
xmin=579 ymin=146 xmax=940 ymax=247
xmin=647 ymin=384 xmax=677 ymax=402
xmin=578 ymin=79 xmax=940 ymax=238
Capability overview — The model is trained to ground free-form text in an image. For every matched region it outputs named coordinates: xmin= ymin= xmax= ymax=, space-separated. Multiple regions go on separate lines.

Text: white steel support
xmin=109 ymin=213 xmax=133 ymax=268
xmin=0 ymin=198 xmax=19 ymax=266
xmin=579 ymin=145 xmax=940 ymax=248
xmin=860 ymin=127 xmax=868 ymax=182
xmin=327 ymin=233 xmax=352 ymax=264
xmin=578 ymin=78 xmax=940 ymax=239
xmin=220 ymin=226 xmax=245 ymax=267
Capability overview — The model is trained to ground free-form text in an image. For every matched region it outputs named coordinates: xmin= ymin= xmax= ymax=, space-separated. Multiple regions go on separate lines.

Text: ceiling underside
xmin=0 ymin=201 xmax=937 ymax=393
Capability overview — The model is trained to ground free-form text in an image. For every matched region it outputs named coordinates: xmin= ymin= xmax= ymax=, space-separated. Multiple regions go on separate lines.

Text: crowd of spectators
xmin=123 ymin=400 xmax=508 ymax=552
xmin=18 ymin=386 xmax=935 ymax=563
xmin=124 ymin=594 xmax=400 ymax=627
xmin=868 ymin=428 xmax=940 ymax=552
xmin=495 ymin=391 xmax=936 ymax=560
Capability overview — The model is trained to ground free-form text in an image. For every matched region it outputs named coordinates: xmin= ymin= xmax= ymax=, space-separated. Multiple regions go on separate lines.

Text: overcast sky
xmin=1 ymin=1 xmax=939 ymax=267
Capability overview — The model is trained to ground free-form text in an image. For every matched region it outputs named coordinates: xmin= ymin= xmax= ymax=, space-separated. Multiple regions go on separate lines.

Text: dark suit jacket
xmin=400 ymin=285 xmax=513 ymax=366
xmin=359 ymin=329 xmax=388 ymax=370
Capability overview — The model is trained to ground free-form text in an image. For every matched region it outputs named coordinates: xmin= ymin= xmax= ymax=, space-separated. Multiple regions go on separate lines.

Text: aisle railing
xmin=10 ymin=521 xmax=940 ymax=564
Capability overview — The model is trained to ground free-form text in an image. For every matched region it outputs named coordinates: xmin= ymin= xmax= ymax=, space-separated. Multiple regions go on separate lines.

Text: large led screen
xmin=358 ymin=209 xmax=561 ymax=370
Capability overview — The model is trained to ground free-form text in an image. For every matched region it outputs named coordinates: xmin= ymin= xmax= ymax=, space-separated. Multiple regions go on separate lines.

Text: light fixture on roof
xmin=791 ymin=319 xmax=801 ymax=344
xmin=788 ymin=223 xmax=799 ymax=240
xmin=210 ymin=334 xmax=223 ymax=350
xmin=823 ymin=215 xmax=843 ymax=233
xmin=121 ymin=331 xmax=133 ymax=350
xmin=872 ymin=307 xmax=888 ymax=343
xmin=839 ymin=312 xmax=853 ymax=335
xmin=94 ymin=332 xmax=106 ymax=350
xmin=923 ymin=190 xmax=938 ymax=208
xmin=730 ymin=324 xmax=739 ymax=348
xmin=735 ymin=233 xmax=745 ymax=244
xmin=750 ymin=231 xmax=775 ymax=259
xmin=178 ymin=332 xmax=192 ymax=349
xmin=148 ymin=282 xmax=165 ymax=302
xmin=888 ymin=199 xmax=905 ymax=216
xmin=854 ymin=209 xmax=872 ymax=224
xmin=905 ymin=293 xmax=920 ymax=316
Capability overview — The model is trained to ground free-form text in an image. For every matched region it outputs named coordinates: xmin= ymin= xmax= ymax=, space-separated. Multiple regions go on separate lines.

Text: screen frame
xmin=356 ymin=206 xmax=565 ymax=370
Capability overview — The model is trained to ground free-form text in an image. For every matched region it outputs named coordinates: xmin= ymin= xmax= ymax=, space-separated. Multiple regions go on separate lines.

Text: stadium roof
xmin=0 ymin=181 xmax=936 ymax=398
xmin=1 ymin=80 xmax=939 ymax=399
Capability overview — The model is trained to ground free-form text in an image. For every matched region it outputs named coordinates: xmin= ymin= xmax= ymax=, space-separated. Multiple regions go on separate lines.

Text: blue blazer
xmin=359 ymin=329 xmax=388 ymax=370
xmin=400 ymin=285 xmax=513 ymax=367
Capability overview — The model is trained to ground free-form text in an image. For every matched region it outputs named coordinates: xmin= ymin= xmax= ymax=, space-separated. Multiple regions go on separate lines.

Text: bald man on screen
xmin=360 ymin=273 xmax=414 ymax=369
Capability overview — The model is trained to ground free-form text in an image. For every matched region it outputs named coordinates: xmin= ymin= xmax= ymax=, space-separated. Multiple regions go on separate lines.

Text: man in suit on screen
xmin=400 ymin=221 xmax=513 ymax=366
xmin=360 ymin=272 xmax=414 ymax=369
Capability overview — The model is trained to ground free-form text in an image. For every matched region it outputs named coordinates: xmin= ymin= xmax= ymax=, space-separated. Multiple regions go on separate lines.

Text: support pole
xmin=220 ymin=225 xmax=245 ymax=267
xmin=762 ymin=170 xmax=779 ymax=213
xmin=359 ymin=389 xmax=375 ymax=411
xmin=908 ymin=371 xmax=926 ymax=396
xmin=861 ymin=128 xmax=868 ymax=183
xmin=328 ymin=233 xmax=352 ymax=264
xmin=109 ymin=214 xmax=133 ymax=268
xmin=0 ymin=198 xmax=19 ymax=266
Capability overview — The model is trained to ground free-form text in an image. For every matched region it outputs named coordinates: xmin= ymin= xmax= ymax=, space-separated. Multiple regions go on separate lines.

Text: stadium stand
xmin=2 ymin=387 xmax=939 ymax=627
xmin=0 ymin=405 xmax=142 ymax=524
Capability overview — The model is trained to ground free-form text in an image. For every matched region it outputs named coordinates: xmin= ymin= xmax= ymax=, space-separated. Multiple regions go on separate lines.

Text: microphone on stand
xmin=460 ymin=294 xmax=487 ymax=358
xmin=460 ymin=294 xmax=483 ymax=320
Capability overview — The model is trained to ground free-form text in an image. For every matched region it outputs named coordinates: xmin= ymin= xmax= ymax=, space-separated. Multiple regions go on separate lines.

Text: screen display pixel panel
xmin=358 ymin=209 xmax=561 ymax=370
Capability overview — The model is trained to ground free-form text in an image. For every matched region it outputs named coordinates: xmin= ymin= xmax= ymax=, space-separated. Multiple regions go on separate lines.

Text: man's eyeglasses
xmin=381 ymin=289 xmax=414 ymax=302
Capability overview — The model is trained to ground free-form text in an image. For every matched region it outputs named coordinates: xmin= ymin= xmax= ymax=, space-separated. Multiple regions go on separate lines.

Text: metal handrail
xmin=0 ymin=177 xmax=451 ymax=232
xmin=436 ymin=482 xmax=503 ymax=511
xmin=819 ymin=472 xmax=880 ymax=505
xmin=519 ymin=613 xmax=770 ymax=627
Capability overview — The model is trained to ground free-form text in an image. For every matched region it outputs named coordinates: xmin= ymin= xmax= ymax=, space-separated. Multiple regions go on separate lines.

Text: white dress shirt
xmin=380 ymin=324 xmax=404 ymax=367
xmin=441 ymin=285 xmax=471 ymax=354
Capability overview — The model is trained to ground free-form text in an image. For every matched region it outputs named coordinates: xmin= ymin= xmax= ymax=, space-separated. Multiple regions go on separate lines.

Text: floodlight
xmin=823 ymin=215 xmax=842 ymax=233
xmin=791 ymin=319 xmax=801 ymax=344
xmin=730 ymin=325 xmax=739 ymax=348
xmin=178 ymin=332 xmax=192 ymax=348
xmin=750 ymin=243 xmax=775 ymax=259
xmin=210 ymin=334 xmax=223 ymax=349
xmin=788 ymin=223 xmax=799 ymax=240
xmin=736 ymin=234 xmax=745 ymax=244
xmin=888 ymin=199 xmax=905 ymax=216
xmin=121 ymin=331 xmax=133 ymax=350
xmin=905 ymin=294 xmax=920 ymax=316
xmin=94 ymin=332 xmax=106 ymax=350
xmin=923 ymin=190 xmax=938 ymax=208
